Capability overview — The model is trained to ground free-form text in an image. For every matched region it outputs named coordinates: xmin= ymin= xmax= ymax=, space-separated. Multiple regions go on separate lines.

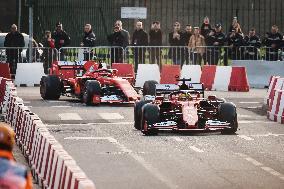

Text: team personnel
xmin=169 ymin=22 xmax=185 ymax=65
xmin=205 ymin=23 xmax=226 ymax=65
xmin=263 ymin=25 xmax=283 ymax=61
xmin=107 ymin=26 xmax=125 ymax=63
xmin=244 ymin=28 xmax=261 ymax=60
xmin=114 ymin=20 xmax=130 ymax=48
xmin=149 ymin=21 xmax=162 ymax=64
xmin=0 ymin=123 xmax=33 ymax=189
xmin=184 ymin=24 xmax=193 ymax=64
xmin=200 ymin=16 xmax=212 ymax=41
xmin=80 ymin=24 xmax=96 ymax=60
xmin=227 ymin=29 xmax=244 ymax=60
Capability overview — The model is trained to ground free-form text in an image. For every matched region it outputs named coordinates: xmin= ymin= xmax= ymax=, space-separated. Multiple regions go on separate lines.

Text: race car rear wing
xmin=155 ymin=83 xmax=205 ymax=97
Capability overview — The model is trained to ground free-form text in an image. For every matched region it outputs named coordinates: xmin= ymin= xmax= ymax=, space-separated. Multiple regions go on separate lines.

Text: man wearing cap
xmin=244 ymin=28 xmax=261 ymax=60
xmin=0 ymin=122 xmax=33 ymax=189
xmin=188 ymin=27 xmax=205 ymax=65
xmin=52 ymin=22 xmax=71 ymax=60
xmin=205 ymin=23 xmax=226 ymax=65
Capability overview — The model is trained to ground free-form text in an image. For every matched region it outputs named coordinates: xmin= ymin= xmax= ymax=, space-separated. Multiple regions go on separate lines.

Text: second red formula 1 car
xmin=40 ymin=60 xmax=139 ymax=105
xmin=134 ymin=78 xmax=238 ymax=135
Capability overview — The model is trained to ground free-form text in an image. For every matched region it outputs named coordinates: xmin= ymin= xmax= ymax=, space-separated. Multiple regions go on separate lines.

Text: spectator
xmin=132 ymin=21 xmax=148 ymax=71
xmin=0 ymin=122 xmax=33 ymax=189
xmin=42 ymin=31 xmax=56 ymax=74
xmin=25 ymin=39 xmax=40 ymax=62
xmin=4 ymin=24 xmax=25 ymax=76
xmin=188 ymin=27 xmax=206 ymax=65
xmin=184 ymin=24 xmax=193 ymax=64
xmin=107 ymin=26 xmax=125 ymax=63
xmin=244 ymin=28 xmax=261 ymax=60
xmin=80 ymin=24 xmax=96 ymax=60
xmin=200 ymin=16 xmax=212 ymax=41
xmin=263 ymin=25 xmax=283 ymax=61
xmin=52 ymin=22 xmax=71 ymax=60
xmin=169 ymin=22 xmax=185 ymax=65
xmin=229 ymin=17 xmax=242 ymax=33
xmin=205 ymin=23 xmax=226 ymax=65
xmin=227 ymin=29 xmax=245 ymax=60
xmin=149 ymin=21 xmax=162 ymax=64
xmin=114 ymin=20 xmax=130 ymax=48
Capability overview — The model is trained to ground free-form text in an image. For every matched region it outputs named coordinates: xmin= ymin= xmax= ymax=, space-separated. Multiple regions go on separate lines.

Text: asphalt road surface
xmin=17 ymin=87 xmax=284 ymax=189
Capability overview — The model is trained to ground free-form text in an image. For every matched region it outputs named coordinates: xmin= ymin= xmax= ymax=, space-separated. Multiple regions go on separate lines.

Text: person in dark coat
xmin=169 ymin=22 xmax=185 ymax=65
xmin=4 ymin=24 xmax=25 ymax=75
xmin=227 ymin=29 xmax=245 ymax=60
xmin=205 ymin=23 xmax=226 ymax=65
xmin=80 ymin=24 xmax=96 ymax=60
xmin=52 ymin=22 xmax=71 ymax=60
xmin=114 ymin=20 xmax=130 ymax=48
xmin=107 ymin=26 xmax=125 ymax=63
xmin=263 ymin=25 xmax=283 ymax=61
xmin=149 ymin=21 xmax=162 ymax=64
xmin=244 ymin=28 xmax=261 ymax=60
xmin=184 ymin=24 xmax=193 ymax=64
xmin=42 ymin=31 xmax=56 ymax=74
xmin=200 ymin=17 xmax=212 ymax=42
xmin=132 ymin=21 xmax=148 ymax=71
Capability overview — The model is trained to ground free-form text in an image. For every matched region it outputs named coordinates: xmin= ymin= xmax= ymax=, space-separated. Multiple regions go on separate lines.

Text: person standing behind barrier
xmin=244 ymin=28 xmax=261 ymax=60
xmin=80 ymin=24 xmax=96 ymax=61
xmin=42 ymin=31 xmax=55 ymax=74
xmin=188 ymin=27 xmax=205 ymax=65
xmin=4 ymin=24 xmax=25 ymax=76
xmin=169 ymin=22 xmax=185 ymax=65
xmin=52 ymin=22 xmax=71 ymax=60
xmin=201 ymin=17 xmax=212 ymax=42
xmin=184 ymin=25 xmax=193 ymax=64
xmin=205 ymin=23 xmax=226 ymax=65
xmin=114 ymin=20 xmax=130 ymax=48
xmin=132 ymin=21 xmax=148 ymax=71
xmin=107 ymin=26 xmax=125 ymax=63
xmin=149 ymin=21 xmax=162 ymax=65
xmin=0 ymin=123 xmax=33 ymax=189
xmin=263 ymin=25 xmax=283 ymax=61
xmin=227 ymin=29 xmax=244 ymax=60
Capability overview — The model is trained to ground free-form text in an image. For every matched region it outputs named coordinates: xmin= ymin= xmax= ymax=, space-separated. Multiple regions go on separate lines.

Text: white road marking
xmin=52 ymin=105 xmax=72 ymax=108
xmin=247 ymin=106 xmax=262 ymax=109
xmin=99 ymin=113 xmax=124 ymax=120
xmin=45 ymin=122 xmax=134 ymax=127
xmin=236 ymin=153 xmax=284 ymax=181
xmin=46 ymin=100 xmax=63 ymax=103
xmin=23 ymin=101 xmax=31 ymax=104
xmin=238 ymin=114 xmax=252 ymax=118
xmin=239 ymin=102 xmax=261 ymax=104
xmin=189 ymin=146 xmax=204 ymax=153
xmin=171 ymin=137 xmax=184 ymax=142
xmin=238 ymin=135 xmax=254 ymax=141
xmin=238 ymin=121 xmax=273 ymax=124
xmin=251 ymin=133 xmax=284 ymax=137
xmin=65 ymin=136 xmax=179 ymax=188
xmin=58 ymin=113 xmax=82 ymax=120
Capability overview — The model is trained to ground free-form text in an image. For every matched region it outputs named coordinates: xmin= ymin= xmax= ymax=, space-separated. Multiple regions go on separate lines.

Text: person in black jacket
xmin=184 ymin=24 xmax=193 ymax=64
xmin=4 ymin=24 xmax=25 ymax=75
xmin=107 ymin=26 xmax=125 ymax=63
xmin=227 ymin=29 xmax=244 ymax=60
xmin=149 ymin=21 xmax=162 ymax=64
xmin=263 ymin=25 xmax=283 ymax=61
xmin=52 ymin=22 xmax=71 ymax=60
xmin=132 ymin=21 xmax=148 ymax=71
xmin=205 ymin=23 xmax=226 ymax=65
xmin=169 ymin=22 xmax=185 ymax=65
xmin=80 ymin=24 xmax=96 ymax=60
xmin=244 ymin=28 xmax=261 ymax=60
xmin=201 ymin=17 xmax=212 ymax=43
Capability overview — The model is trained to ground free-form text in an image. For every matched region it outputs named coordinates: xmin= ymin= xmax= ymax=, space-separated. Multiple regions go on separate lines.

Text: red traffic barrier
xmin=0 ymin=63 xmax=11 ymax=79
xmin=200 ymin=65 xmax=216 ymax=90
xmin=160 ymin=65 xmax=181 ymax=84
xmin=228 ymin=67 xmax=250 ymax=92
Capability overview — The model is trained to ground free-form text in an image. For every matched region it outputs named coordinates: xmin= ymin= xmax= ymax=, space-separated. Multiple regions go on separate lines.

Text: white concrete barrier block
xmin=135 ymin=64 xmax=160 ymax=88
xmin=212 ymin=66 xmax=232 ymax=91
xmin=15 ymin=63 xmax=45 ymax=87
xmin=180 ymin=65 xmax=201 ymax=83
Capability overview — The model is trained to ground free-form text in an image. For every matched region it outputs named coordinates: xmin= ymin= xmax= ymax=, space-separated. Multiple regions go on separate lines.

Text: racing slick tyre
xmin=143 ymin=80 xmax=158 ymax=96
xmin=134 ymin=100 xmax=148 ymax=130
xmin=83 ymin=80 xmax=102 ymax=106
xmin=218 ymin=102 xmax=238 ymax=135
xmin=40 ymin=75 xmax=62 ymax=100
xmin=141 ymin=104 xmax=159 ymax=135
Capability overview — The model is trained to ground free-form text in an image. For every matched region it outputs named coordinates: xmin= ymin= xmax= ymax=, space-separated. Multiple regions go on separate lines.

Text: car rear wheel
xmin=40 ymin=75 xmax=62 ymax=100
xmin=82 ymin=80 xmax=102 ymax=106
xmin=141 ymin=104 xmax=159 ymax=135
xmin=218 ymin=102 xmax=238 ymax=134
xmin=134 ymin=100 xmax=147 ymax=130
xmin=143 ymin=80 xmax=158 ymax=96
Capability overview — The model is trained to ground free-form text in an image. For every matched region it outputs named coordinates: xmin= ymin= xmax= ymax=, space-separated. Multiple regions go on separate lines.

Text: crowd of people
xmin=3 ymin=16 xmax=284 ymax=74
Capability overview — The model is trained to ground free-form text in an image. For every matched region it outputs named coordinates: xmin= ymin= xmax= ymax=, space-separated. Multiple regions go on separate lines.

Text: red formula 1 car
xmin=134 ymin=79 xmax=238 ymax=135
xmin=40 ymin=60 xmax=139 ymax=105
